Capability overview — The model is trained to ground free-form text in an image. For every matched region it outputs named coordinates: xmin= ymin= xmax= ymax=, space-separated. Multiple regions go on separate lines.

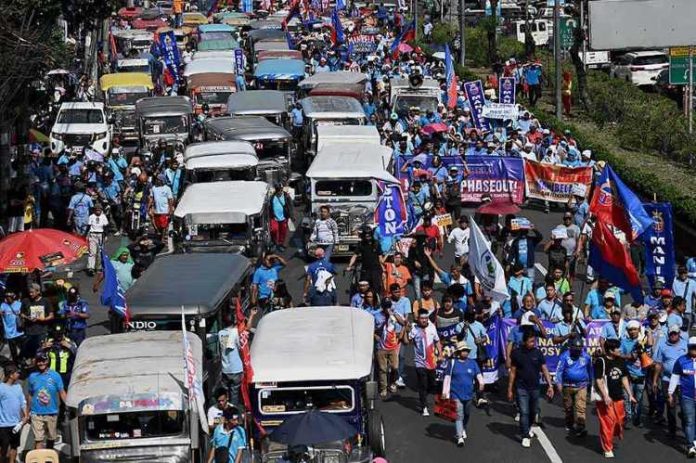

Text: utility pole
xmin=459 ymin=0 xmax=465 ymax=65
xmin=690 ymin=47 xmax=694 ymax=134
xmin=414 ymin=0 xmax=418 ymax=41
xmin=554 ymin=0 xmax=562 ymax=119
xmin=580 ymin=0 xmax=587 ymax=71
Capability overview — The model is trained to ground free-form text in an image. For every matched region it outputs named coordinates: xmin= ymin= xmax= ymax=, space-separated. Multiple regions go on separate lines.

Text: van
xmin=514 ymin=19 xmax=552 ymax=46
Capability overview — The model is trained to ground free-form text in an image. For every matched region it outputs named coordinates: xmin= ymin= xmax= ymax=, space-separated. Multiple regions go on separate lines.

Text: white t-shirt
xmin=88 ymin=213 xmax=108 ymax=233
xmin=448 ymin=226 xmax=470 ymax=257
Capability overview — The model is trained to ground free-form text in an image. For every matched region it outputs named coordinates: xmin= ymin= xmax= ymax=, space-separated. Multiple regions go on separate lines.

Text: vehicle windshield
xmin=254 ymin=140 xmax=288 ymax=159
xmin=190 ymin=168 xmax=256 ymax=182
xmin=142 ymin=115 xmax=189 ymax=135
xmin=57 ymin=109 xmax=104 ymax=124
xmin=258 ymin=386 xmax=355 ymax=415
xmin=84 ymin=410 xmax=184 ymax=441
xmin=633 ymin=55 xmax=668 ymax=66
xmin=119 ymin=65 xmax=150 ymax=74
xmin=393 ymin=95 xmax=438 ymax=116
xmin=257 ymin=79 xmax=300 ymax=92
xmin=132 ymin=38 xmax=153 ymax=48
xmin=315 ymin=180 xmax=373 ymax=197
xmin=314 ymin=118 xmax=364 ymax=126
xmin=189 ymin=223 xmax=248 ymax=241
xmin=107 ymin=89 xmax=150 ymax=106
xmin=196 ymin=91 xmax=233 ymax=105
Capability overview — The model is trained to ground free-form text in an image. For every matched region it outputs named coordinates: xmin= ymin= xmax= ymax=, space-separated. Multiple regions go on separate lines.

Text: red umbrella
xmin=0 ymin=229 xmax=87 ymax=273
xmin=397 ymin=42 xmax=413 ymax=53
xmin=421 ymin=122 xmax=449 ymax=135
xmin=476 ymin=200 xmax=521 ymax=216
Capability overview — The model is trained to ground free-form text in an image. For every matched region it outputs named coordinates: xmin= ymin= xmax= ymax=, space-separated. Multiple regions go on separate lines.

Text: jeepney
xmin=183 ymin=59 xmax=236 ymax=80
xmin=173 ymin=181 xmax=272 ymax=256
xmin=204 ymin=116 xmax=294 ymax=185
xmin=132 ymin=15 xmax=168 ymax=31
xmin=113 ymin=29 xmax=155 ymax=56
xmin=99 ymin=72 xmax=154 ymax=143
xmin=248 ymin=19 xmax=282 ymax=30
xmin=296 ymin=71 xmax=368 ymax=99
xmin=257 ymin=50 xmax=303 ymax=62
xmin=303 ymin=143 xmax=395 ymax=256
xmin=188 ymin=72 xmax=236 ymax=115
xmin=214 ymin=11 xmax=251 ymax=29
xmin=226 ymin=90 xmax=288 ymax=126
xmin=183 ymin=140 xmax=259 ymax=184
xmin=389 ymin=76 xmax=441 ymax=117
xmin=66 ymin=332 xmax=206 ymax=463
xmin=247 ymin=29 xmax=286 ymax=56
xmin=253 ymin=59 xmax=306 ymax=93
xmin=250 ymin=307 xmax=386 ymax=462
xmin=299 ymin=96 xmax=367 ymax=158
xmin=196 ymin=38 xmax=239 ymax=51
xmin=135 ymin=96 xmax=192 ymax=154
xmin=116 ymin=58 xmax=151 ymax=75
xmin=182 ymin=11 xmax=209 ymax=27
xmin=316 ymin=125 xmax=381 ymax=152
xmin=197 ymin=23 xmax=236 ymax=42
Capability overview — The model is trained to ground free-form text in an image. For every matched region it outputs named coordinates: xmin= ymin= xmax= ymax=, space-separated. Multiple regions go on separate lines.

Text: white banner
xmin=469 ymin=217 xmax=509 ymax=302
xmin=481 ymin=103 xmax=519 ymax=120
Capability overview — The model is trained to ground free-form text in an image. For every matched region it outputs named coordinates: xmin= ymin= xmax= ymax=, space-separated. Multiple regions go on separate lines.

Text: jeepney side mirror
xmin=365 ymin=380 xmax=378 ymax=401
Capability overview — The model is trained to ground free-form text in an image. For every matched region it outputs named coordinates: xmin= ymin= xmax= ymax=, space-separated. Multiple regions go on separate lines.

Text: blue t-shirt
xmin=448 ymin=358 xmax=481 ymax=401
xmin=58 ymin=299 xmax=89 ymax=330
xmin=291 ymin=108 xmax=303 ymax=127
xmin=390 ymin=297 xmax=411 ymax=333
xmin=252 ymin=264 xmax=282 ymax=299
xmin=672 ymin=355 xmax=696 ymax=400
xmin=620 ymin=337 xmax=645 ymax=378
xmin=28 ymin=370 xmax=64 ymax=416
xmin=654 ymin=337 xmax=688 ymax=381
xmin=0 ymin=301 xmax=23 ymax=339
xmin=585 ymin=289 xmax=621 ymax=319
xmin=524 ymin=66 xmax=541 ymax=85
xmin=600 ymin=322 xmax=624 ymax=341
xmin=152 ymin=185 xmax=173 ymax=214
xmin=68 ymin=193 xmax=93 ymax=220
xmin=271 ymin=194 xmax=286 ymax=221
xmin=538 ymin=299 xmax=563 ymax=323
xmin=210 ymin=425 xmax=247 ymax=462
xmin=0 ymin=383 xmax=26 ymax=427
xmin=307 ymin=259 xmax=336 ymax=285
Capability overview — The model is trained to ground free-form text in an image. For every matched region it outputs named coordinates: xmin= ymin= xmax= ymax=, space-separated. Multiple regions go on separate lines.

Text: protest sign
xmin=461 ymin=156 xmax=525 ymax=204
xmin=524 ymin=160 xmax=593 ymax=203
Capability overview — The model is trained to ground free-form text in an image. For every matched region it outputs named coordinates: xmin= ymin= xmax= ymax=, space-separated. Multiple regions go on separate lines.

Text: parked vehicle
xmin=135 ymin=96 xmax=193 ymax=154
xmin=183 ymin=140 xmax=259 ymax=184
xmin=183 ymin=58 xmax=236 ymax=79
xmin=250 ymin=307 xmax=385 ymax=462
xmin=299 ymin=96 xmax=367 ymax=158
xmin=610 ymin=50 xmax=669 ymax=87
xmin=257 ymin=50 xmax=304 ymax=62
xmin=226 ymin=90 xmax=289 ymax=126
xmin=654 ymin=68 xmax=695 ymax=108
xmin=513 ymin=19 xmax=551 ymax=47
xmin=66 ymin=332 xmax=206 ymax=463
xmin=50 ymin=102 xmax=111 ymax=155
xmin=173 ymin=181 xmax=272 ymax=255
xmin=253 ymin=58 xmax=306 ymax=93
xmin=297 ymin=71 xmax=368 ymax=99
xmin=99 ymin=72 xmax=154 ymax=144
xmin=112 ymin=29 xmax=156 ymax=56
xmin=196 ymin=38 xmax=239 ymax=51
xmin=187 ymin=72 xmax=237 ymax=115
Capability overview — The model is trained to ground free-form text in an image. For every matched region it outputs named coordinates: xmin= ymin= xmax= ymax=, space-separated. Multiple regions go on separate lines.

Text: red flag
xmin=590 ymin=221 xmax=641 ymax=288
xmin=235 ymin=298 xmax=254 ymax=412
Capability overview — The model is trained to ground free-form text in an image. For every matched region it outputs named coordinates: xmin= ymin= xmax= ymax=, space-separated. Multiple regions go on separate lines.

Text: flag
xmin=331 ymin=7 xmax=344 ymax=45
xmin=99 ymin=247 xmax=130 ymax=322
xmin=444 ymin=44 xmax=458 ymax=109
xmin=390 ymin=20 xmax=415 ymax=58
xmin=336 ymin=0 xmax=346 ymax=10
xmin=589 ymin=221 xmax=643 ymax=302
xmin=181 ymin=309 xmax=210 ymax=434
xmin=589 ymin=164 xmax=653 ymax=241
xmin=468 ymin=217 xmax=509 ymax=302
xmin=375 ymin=181 xmax=408 ymax=237
xmin=235 ymin=298 xmax=254 ymax=413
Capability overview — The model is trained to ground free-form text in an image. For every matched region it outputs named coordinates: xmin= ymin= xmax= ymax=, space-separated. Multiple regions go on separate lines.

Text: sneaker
xmin=688 ymin=447 xmax=696 ymax=458
xmin=388 ymin=384 xmax=397 ymax=393
xmin=521 ymin=437 xmax=531 ymax=448
xmin=422 ymin=407 xmax=430 ymax=417
xmin=528 ymin=430 xmax=535 ymax=438
xmin=604 ymin=451 xmax=614 ymax=458
xmin=457 ymin=437 xmax=465 ymax=447
xmin=477 ymin=397 xmax=489 ymax=407
xmin=113 ymin=231 xmax=121 ymax=236
xmin=395 ymin=377 xmax=406 ymax=388
xmin=461 ymin=430 xmax=467 ymax=439
xmin=565 ymin=426 xmax=572 ymax=434
xmin=514 ymin=413 xmax=520 ymax=422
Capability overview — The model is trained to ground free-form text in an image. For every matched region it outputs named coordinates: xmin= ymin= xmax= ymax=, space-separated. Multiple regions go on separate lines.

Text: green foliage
xmin=431 ymin=23 xmax=456 ymax=45
xmin=463 ymin=26 xmax=524 ymax=67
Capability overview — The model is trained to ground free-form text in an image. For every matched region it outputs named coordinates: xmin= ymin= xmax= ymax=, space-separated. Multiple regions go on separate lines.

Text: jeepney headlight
xmin=51 ymin=132 xmax=63 ymax=141
xmin=92 ymin=131 xmax=107 ymax=141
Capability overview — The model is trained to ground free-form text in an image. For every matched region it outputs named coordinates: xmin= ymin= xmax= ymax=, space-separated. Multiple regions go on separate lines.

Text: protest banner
xmin=463 ymin=80 xmax=491 ymax=132
xmin=642 ymin=202 xmax=676 ymax=290
xmin=461 ymin=156 xmax=524 ymax=204
xmin=524 ymin=160 xmax=593 ymax=203
xmin=499 ymin=76 xmax=516 ymax=104
xmin=481 ymin=103 xmax=518 ymax=120
xmin=375 ymin=182 xmax=407 ymax=237
xmin=158 ymin=30 xmax=182 ymax=83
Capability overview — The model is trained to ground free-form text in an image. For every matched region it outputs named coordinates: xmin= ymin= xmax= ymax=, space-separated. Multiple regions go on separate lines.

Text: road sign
xmin=559 ymin=17 xmax=577 ymax=50
xmin=669 ymin=47 xmax=696 ymax=85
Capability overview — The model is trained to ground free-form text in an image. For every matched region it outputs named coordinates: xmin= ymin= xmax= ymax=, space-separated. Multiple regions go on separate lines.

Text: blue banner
xmin=462 ymin=156 xmax=525 ymax=204
xmin=158 ymin=31 xmax=181 ymax=84
xmin=642 ymin=202 xmax=676 ymax=290
xmin=463 ymin=80 xmax=490 ymax=132
xmin=242 ymin=0 xmax=253 ymax=13
xmin=234 ymin=48 xmax=245 ymax=74
xmin=499 ymin=76 xmax=516 ymax=105
xmin=375 ymin=182 xmax=407 ymax=237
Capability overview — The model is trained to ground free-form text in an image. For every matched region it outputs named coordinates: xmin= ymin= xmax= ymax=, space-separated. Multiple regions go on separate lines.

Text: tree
xmin=568 ymin=0 xmax=591 ymax=111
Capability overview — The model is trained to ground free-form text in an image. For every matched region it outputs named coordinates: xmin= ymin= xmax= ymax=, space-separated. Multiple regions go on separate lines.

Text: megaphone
xmin=640 ymin=352 xmax=653 ymax=369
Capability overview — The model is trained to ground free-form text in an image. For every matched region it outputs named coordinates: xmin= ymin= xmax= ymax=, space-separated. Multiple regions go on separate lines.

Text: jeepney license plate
xmin=337 ymin=245 xmax=349 ymax=251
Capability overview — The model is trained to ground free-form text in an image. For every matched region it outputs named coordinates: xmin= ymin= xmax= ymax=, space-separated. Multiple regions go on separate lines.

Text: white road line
xmin=532 ymin=425 xmax=563 ymax=463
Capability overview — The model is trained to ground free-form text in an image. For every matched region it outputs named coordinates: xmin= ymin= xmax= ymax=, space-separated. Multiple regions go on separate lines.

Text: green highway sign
xmin=669 ymin=47 xmax=696 ymax=85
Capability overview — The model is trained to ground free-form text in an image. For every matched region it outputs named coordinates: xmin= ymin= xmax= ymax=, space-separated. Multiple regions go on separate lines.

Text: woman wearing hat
xmin=442 ymin=340 xmax=484 ymax=447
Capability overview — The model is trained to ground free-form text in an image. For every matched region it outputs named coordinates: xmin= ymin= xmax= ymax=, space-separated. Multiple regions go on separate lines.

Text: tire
xmin=367 ymin=409 xmax=386 ymax=457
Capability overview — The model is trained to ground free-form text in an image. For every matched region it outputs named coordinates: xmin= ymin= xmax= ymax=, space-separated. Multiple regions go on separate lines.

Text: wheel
xmin=367 ymin=409 xmax=386 ymax=457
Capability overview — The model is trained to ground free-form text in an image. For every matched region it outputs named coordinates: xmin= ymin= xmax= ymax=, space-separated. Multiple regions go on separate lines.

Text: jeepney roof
xmin=257 ymin=50 xmax=303 ymax=61
xmin=249 ymin=19 xmax=282 ymax=30
xmin=185 ymin=152 xmax=258 ymax=171
xmin=254 ymin=59 xmax=305 ymax=80
xmin=306 ymin=143 xmax=397 ymax=183
xmin=135 ymin=96 xmax=191 ymax=117
xmin=112 ymin=29 xmax=154 ymax=39
xmin=248 ymin=29 xmax=286 ymax=43
xmin=251 ymin=307 xmax=374 ymax=383
xmin=227 ymin=90 xmax=287 ymax=115
xmin=192 ymin=50 xmax=237 ymax=61
xmin=389 ymin=77 xmax=440 ymax=92
xmin=204 ymin=116 xmax=292 ymax=142
xmin=66 ymin=331 xmax=202 ymax=409
xmin=298 ymin=71 xmax=367 ymax=90
xmin=126 ymin=253 xmax=251 ymax=317
xmin=99 ymin=72 xmax=154 ymax=91
xmin=198 ymin=23 xmax=235 ymax=33
xmin=316 ymin=125 xmax=381 ymax=150
xmin=187 ymin=72 xmax=236 ymax=89
xmin=184 ymin=58 xmax=236 ymax=77
xmin=182 ymin=12 xmax=209 ymax=24
xmin=117 ymin=58 xmax=149 ymax=66
xmin=184 ymin=140 xmax=257 ymax=161
xmin=254 ymin=40 xmax=291 ymax=52
xmin=174 ymin=181 xmax=269 ymax=224
xmin=299 ymin=96 xmax=366 ymax=119
xmin=197 ymin=38 xmax=239 ymax=51
xmin=59 ymin=101 xmax=104 ymax=110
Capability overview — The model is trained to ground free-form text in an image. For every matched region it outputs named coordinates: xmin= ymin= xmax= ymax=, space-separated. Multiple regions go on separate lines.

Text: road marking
xmin=532 ymin=425 xmax=563 ymax=463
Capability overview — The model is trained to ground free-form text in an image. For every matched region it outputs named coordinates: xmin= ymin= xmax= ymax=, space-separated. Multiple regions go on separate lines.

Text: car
xmin=50 ymin=102 xmax=111 ymax=155
xmin=610 ymin=51 xmax=669 ymax=87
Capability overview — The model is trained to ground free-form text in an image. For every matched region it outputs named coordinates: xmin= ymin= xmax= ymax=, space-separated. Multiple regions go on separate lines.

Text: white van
xmin=50 ymin=102 xmax=111 ymax=155
xmin=514 ymin=19 xmax=552 ymax=47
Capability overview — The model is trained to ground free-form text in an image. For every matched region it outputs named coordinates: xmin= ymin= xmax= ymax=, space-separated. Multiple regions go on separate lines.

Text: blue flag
xmin=375 ymin=182 xmax=407 ymax=237
xmin=100 ymin=247 xmax=130 ymax=320
xmin=158 ymin=31 xmax=182 ymax=84
xmin=331 ymin=7 xmax=344 ymax=45
xmin=642 ymin=202 xmax=676 ymax=290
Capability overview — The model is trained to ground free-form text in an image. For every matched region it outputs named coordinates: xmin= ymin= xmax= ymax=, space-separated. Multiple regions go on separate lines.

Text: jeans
xmin=398 ymin=342 xmax=408 ymax=380
xmin=682 ymin=395 xmax=696 ymax=448
xmin=663 ymin=380 xmax=680 ymax=434
xmin=415 ymin=368 xmax=436 ymax=410
xmin=624 ymin=379 xmax=645 ymax=424
xmin=455 ymin=399 xmax=472 ymax=437
xmin=223 ymin=372 xmax=243 ymax=407
xmin=516 ymin=387 xmax=540 ymax=438
xmin=320 ymin=243 xmax=334 ymax=260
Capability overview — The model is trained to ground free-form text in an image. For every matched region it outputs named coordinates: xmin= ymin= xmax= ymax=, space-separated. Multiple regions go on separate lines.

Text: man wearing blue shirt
xmin=0 ymin=364 xmax=28 ymax=463
xmin=654 ymin=327 xmax=688 ymax=438
xmin=251 ymin=253 xmax=287 ymax=307
xmin=208 ymin=408 xmax=247 ymax=463
xmin=290 ymin=102 xmax=304 ymax=138
xmin=0 ymin=292 xmax=23 ymax=363
xmin=620 ymin=320 xmax=647 ymax=427
xmin=672 ymin=266 xmax=696 ymax=329
xmin=28 ymin=352 xmax=66 ymax=449
xmin=218 ymin=316 xmax=249 ymax=407
xmin=524 ymin=63 xmax=543 ymax=106
xmin=538 ymin=284 xmax=563 ymax=323
xmin=667 ymin=337 xmax=696 ymax=457
xmin=555 ymin=337 xmax=592 ymax=437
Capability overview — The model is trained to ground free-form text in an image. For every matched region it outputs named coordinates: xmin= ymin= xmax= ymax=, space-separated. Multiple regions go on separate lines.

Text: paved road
xmin=58 ymin=203 xmax=682 ymax=462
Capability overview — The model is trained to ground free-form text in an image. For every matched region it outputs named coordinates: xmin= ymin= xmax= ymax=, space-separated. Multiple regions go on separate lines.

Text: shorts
xmin=0 ymin=426 xmax=20 ymax=450
xmin=153 ymin=214 xmax=170 ymax=230
xmin=31 ymin=415 xmax=58 ymax=442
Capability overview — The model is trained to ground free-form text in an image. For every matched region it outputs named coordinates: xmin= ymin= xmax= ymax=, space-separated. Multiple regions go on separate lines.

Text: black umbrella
xmin=269 ymin=410 xmax=356 ymax=446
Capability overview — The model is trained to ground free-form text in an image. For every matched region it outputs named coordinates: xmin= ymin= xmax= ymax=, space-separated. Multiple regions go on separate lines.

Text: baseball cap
xmin=669 ymin=324 xmax=682 ymax=334
xmin=689 ymin=337 xmax=696 ymax=347
xmin=661 ymin=288 xmax=673 ymax=297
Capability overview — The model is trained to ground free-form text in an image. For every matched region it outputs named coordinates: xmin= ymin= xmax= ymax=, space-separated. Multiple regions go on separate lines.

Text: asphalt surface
xmin=38 ymin=203 xmax=685 ymax=462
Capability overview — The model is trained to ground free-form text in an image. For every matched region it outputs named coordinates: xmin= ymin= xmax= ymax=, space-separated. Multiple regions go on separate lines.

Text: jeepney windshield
xmin=254 ymin=140 xmax=288 ymax=159
xmin=196 ymin=91 xmax=233 ymax=105
xmin=84 ymin=410 xmax=184 ymax=441
xmin=258 ymin=386 xmax=355 ymax=415
xmin=314 ymin=118 xmax=363 ymax=126
xmin=142 ymin=115 xmax=189 ymax=135
xmin=107 ymin=88 xmax=150 ymax=106
xmin=192 ymin=168 xmax=256 ymax=182
xmin=315 ymin=180 xmax=373 ymax=197
xmin=257 ymin=79 xmax=300 ymax=92
xmin=393 ymin=94 xmax=438 ymax=116
xmin=119 ymin=64 xmax=151 ymax=74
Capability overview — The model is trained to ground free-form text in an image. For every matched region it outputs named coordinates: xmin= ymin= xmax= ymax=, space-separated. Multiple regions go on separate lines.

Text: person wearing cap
xmin=621 ymin=299 xmax=649 ymax=322
xmin=0 ymin=363 xmax=28 ymax=463
xmin=20 ymin=283 xmax=54 ymax=361
xmin=251 ymin=252 xmax=287 ymax=309
xmin=442 ymin=340 xmax=484 ymax=447
xmin=0 ymin=291 xmax=24 ymax=364
xmin=645 ymin=281 xmax=666 ymax=309
xmin=657 ymin=287 xmax=674 ymax=312
xmin=552 ymin=303 xmax=586 ymax=351
xmin=593 ymin=338 xmax=635 ymax=458
xmin=85 ymin=202 xmax=108 ymax=277
xmin=599 ymin=301 xmax=625 ymax=347
xmin=619 ymin=320 xmax=651 ymax=428
xmin=374 ymin=298 xmax=408 ymax=399
xmin=584 ymin=279 xmax=621 ymax=320
xmin=555 ymin=336 xmax=591 ymax=437
xmin=57 ymin=286 xmax=90 ymax=346
xmin=672 ymin=265 xmax=696 ymax=329
xmin=208 ymin=406 xmax=247 ymax=463
xmin=668 ymin=337 xmax=696 ymax=456
xmin=653 ymin=325 xmax=688 ymax=435
xmin=40 ymin=323 xmax=77 ymax=392
xmin=28 ymin=352 xmax=66 ymax=450
xmin=67 ymin=181 xmax=94 ymax=236
xmin=350 ymin=281 xmax=372 ymax=309
xmin=148 ymin=174 xmax=174 ymax=240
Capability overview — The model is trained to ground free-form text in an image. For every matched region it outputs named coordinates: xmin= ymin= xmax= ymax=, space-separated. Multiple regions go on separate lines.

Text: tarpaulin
xmin=524 ymin=160 xmax=593 ymax=203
